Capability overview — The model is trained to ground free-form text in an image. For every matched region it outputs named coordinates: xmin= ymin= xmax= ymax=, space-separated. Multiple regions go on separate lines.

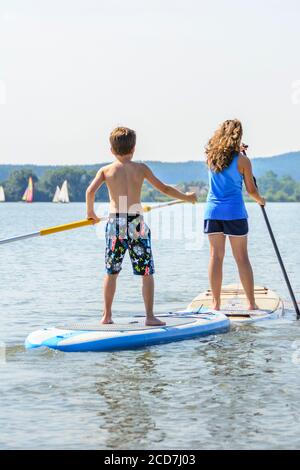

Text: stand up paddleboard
xmin=25 ymin=285 xmax=283 ymax=352
xmin=188 ymin=284 xmax=283 ymax=323
xmin=25 ymin=312 xmax=229 ymax=352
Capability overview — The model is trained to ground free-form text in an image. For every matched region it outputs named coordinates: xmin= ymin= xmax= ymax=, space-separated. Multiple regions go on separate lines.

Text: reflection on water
xmin=0 ymin=203 xmax=300 ymax=449
xmin=95 ymin=351 xmax=163 ymax=449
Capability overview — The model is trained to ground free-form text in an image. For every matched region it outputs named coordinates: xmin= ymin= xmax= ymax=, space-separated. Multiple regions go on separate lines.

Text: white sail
xmin=0 ymin=185 xmax=5 ymax=202
xmin=58 ymin=180 xmax=70 ymax=203
xmin=52 ymin=186 xmax=61 ymax=203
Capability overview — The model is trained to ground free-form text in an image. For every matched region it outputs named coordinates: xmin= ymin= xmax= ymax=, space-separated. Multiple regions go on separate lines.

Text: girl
xmin=204 ymin=119 xmax=265 ymax=310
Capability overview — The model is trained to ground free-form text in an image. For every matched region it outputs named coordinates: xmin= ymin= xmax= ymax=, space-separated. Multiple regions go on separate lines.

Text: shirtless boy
xmin=86 ymin=127 xmax=197 ymax=325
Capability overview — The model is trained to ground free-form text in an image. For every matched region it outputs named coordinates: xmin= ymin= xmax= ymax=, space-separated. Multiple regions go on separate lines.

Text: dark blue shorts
xmin=204 ymin=219 xmax=248 ymax=236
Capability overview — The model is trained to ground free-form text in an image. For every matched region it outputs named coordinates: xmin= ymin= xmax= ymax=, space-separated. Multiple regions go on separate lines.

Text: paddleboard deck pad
xmin=25 ymin=312 xmax=229 ymax=352
xmin=187 ymin=284 xmax=283 ymax=323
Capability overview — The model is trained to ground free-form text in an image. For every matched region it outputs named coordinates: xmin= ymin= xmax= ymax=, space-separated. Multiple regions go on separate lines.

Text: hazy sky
xmin=0 ymin=0 xmax=299 ymax=164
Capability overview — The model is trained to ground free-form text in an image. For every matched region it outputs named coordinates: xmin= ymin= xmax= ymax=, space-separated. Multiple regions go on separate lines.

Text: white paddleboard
xmin=187 ymin=284 xmax=283 ymax=323
xmin=25 ymin=312 xmax=229 ymax=352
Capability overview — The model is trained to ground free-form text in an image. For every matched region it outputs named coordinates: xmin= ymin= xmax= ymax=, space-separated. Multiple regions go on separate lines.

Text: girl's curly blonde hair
xmin=205 ymin=119 xmax=243 ymax=172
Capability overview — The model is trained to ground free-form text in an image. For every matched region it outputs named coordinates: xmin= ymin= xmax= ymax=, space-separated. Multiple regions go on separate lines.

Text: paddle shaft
xmin=0 ymin=219 xmax=100 ymax=245
xmin=242 ymin=148 xmax=300 ymax=317
xmin=0 ymin=200 xmax=184 ymax=245
xmin=0 ymin=201 xmax=181 ymax=245
xmin=259 ymin=204 xmax=300 ymax=318
xmin=249 ymin=168 xmax=300 ymax=318
xmin=143 ymin=199 xmax=185 ymax=212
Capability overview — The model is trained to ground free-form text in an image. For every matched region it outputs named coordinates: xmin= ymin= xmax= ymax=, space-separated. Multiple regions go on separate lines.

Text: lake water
xmin=1 ymin=202 xmax=300 ymax=450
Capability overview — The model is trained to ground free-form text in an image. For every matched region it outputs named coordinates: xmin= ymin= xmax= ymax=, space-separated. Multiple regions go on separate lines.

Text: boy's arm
xmin=143 ymin=164 xmax=197 ymax=203
xmin=86 ymin=168 xmax=105 ymax=222
xmin=239 ymin=155 xmax=265 ymax=205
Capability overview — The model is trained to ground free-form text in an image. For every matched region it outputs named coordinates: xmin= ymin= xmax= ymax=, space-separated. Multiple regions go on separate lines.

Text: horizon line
xmin=1 ymin=150 xmax=300 ymax=167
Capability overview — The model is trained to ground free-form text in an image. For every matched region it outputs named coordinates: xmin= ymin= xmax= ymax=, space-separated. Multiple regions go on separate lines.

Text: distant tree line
xmin=1 ymin=168 xmax=300 ymax=202
xmin=251 ymin=171 xmax=300 ymax=202
xmin=1 ymin=168 xmax=108 ymax=202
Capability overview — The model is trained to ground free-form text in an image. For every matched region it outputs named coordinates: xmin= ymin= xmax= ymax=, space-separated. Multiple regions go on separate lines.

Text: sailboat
xmin=52 ymin=186 xmax=61 ymax=203
xmin=0 ymin=185 xmax=5 ymax=202
xmin=52 ymin=180 xmax=70 ymax=203
xmin=22 ymin=177 xmax=34 ymax=203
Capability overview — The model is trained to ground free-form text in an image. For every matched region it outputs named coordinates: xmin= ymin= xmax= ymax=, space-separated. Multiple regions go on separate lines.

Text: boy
xmin=86 ymin=127 xmax=197 ymax=325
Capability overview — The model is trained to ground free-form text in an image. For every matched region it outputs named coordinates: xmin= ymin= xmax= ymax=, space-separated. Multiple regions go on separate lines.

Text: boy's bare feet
xmin=145 ymin=315 xmax=166 ymax=326
xmin=101 ymin=315 xmax=114 ymax=324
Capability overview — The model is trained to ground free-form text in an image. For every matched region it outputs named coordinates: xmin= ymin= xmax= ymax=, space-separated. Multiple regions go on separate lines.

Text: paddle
xmin=0 ymin=199 xmax=185 ymax=246
xmin=0 ymin=218 xmax=104 ymax=245
xmin=143 ymin=199 xmax=185 ymax=212
xmin=254 ymin=180 xmax=300 ymax=318
xmin=242 ymin=146 xmax=300 ymax=318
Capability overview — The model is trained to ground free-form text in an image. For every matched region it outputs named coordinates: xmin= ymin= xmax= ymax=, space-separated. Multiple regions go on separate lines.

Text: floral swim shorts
xmin=105 ymin=213 xmax=155 ymax=276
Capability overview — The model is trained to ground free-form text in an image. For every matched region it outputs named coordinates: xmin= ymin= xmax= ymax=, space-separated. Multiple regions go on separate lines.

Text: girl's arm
xmin=239 ymin=155 xmax=265 ymax=205
xmin=86 ymin=169 xmax=105 ymax=222
xmin=143 ymin=164 xmax=197 ymax=203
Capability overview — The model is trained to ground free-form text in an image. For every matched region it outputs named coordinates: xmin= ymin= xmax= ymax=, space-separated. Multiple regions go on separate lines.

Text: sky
xmin=0 ymin=0 xmax=299 ymax=164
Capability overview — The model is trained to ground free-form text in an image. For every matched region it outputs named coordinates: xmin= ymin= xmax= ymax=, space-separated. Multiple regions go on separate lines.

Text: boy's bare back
xmin=102 ymin=160 xmax=145 ymax=214
xmin=86 ymin=126 xmax=196 ymax=223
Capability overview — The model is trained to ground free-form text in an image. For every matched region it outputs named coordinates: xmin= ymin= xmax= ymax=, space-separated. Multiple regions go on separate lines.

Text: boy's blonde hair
xmin=110 ymin=127 xmax=136 ymax=156
xmin=205 ymin=119 xmax=243 ymax=172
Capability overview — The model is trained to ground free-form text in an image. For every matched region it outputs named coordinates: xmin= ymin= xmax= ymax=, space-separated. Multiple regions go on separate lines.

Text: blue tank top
xmin=204 ymin=153 xmax=248 ymax=220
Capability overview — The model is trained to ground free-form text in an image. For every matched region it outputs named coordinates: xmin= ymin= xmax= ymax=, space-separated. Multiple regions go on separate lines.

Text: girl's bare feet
xmin=212 ymin=302 xmax=220 ymax=311
xmin=145 ymin=315 xmax=166 ymax=326
xmin=101 ymin=315 xmax=114 ymax=324
xmin=248 ymin=303 xmax=259 ymax=311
